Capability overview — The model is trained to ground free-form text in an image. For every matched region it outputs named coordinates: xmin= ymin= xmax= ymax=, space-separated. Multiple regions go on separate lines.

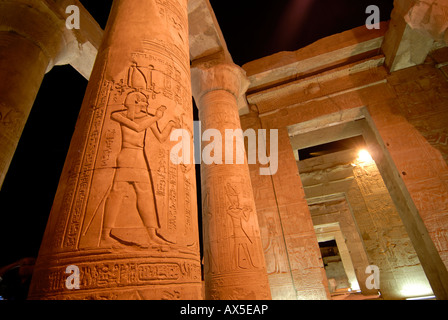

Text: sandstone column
xmin=191 ymin=63 xmax=272 ymax=300
xmin=0 ymin=0 xmax=69 ymax=188
xmin=29 ymin=0 xmax=202 ymax=300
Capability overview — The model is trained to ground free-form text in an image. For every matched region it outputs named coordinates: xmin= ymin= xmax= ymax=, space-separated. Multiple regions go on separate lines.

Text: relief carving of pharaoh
xmin=82 ymin=61 xmax=182 ymax=249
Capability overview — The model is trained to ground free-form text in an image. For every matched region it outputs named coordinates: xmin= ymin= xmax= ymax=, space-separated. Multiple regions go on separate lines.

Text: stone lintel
xmin=0 ymin=0 xmax=103 ymax=77
xmin=247 ymin=55 xmax=387 ymax=115
xmin=289 ymin=119 xmax=366 ymax=152
xmin=242 ymin=23 xmax=388 ymax=93
xmin=39 ymin=0 xmax=232 ymax=80
xmin=49 ymin=0 xmax=104 ymax=79
xmin=188 ymin=0 xmax=231 ymax=62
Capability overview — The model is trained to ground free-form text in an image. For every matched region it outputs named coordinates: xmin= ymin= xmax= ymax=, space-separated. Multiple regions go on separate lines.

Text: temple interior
xmin=0 ymin=0 xmax=447 ymax=300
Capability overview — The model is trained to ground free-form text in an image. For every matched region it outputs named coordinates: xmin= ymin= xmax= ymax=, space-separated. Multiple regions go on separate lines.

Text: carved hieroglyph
xmin=29 ymin=0 xmax=202 ymax=300
xmin=192 ymin=63 xmax=272 ymax=300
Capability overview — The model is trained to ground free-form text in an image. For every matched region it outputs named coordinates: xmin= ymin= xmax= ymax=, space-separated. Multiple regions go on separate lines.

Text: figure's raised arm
xmin=150 ymin=119 xmax=180 ymax=142
xmin=111 ymin=111 xmax=158 ymax=132
xmin=242 ymin=206 xmax=252 ymax=221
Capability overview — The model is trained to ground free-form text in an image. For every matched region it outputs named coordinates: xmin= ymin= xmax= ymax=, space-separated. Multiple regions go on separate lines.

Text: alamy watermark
xmin=170 ymin=122 xmax=278 ymax=176
xmin=366 ymin=5 xmax=381 ymax=30
xmin=365 ymin=265 xmax=380 ymax=290
xmin=66 ymin=5 xmax=80 ymax=30
xmin=65 ymin=4 xmax=382 ymax=31
xmin=65 ymin=265 xmax=80 ymax=290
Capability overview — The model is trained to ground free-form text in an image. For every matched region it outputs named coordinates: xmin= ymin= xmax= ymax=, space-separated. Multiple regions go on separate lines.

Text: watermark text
xmin=66 ymin=5 xmax=80 ymax=30
xmin=170 ymin=122 xmax=278 ymax=176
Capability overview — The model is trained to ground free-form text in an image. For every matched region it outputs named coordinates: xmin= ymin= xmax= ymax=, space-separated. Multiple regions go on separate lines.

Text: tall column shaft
xmin=0 ymin=0 xmax=68 ymax=188
xmin=192 ymin=63 xmax=272 ymax=300
xmin=0 ymin=32 xmax=49 ymax=187
xmin=29 ymin=0 xmax=202 ymax=300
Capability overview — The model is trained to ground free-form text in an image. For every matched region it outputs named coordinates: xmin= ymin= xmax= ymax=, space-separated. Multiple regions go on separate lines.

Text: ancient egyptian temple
xmin=0 ymin=0 xmax=448 ymax=300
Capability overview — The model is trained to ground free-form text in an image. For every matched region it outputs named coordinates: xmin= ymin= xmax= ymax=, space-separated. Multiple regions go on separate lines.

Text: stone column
xmin=29 ymin=0 xmax=202 ymax=300
xmin=0 ymin=0 xmax=69 ymax=188
xmin=191 ymin=62 xmax=272 ymax=300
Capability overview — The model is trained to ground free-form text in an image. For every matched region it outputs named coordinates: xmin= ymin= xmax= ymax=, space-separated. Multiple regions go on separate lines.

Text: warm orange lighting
xmin=357 ymin=149 xmax=373 ymax=163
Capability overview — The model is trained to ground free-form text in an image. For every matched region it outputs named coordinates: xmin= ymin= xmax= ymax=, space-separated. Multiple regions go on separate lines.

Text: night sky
xmin=0 ymin=0 xmax=394 ymax=266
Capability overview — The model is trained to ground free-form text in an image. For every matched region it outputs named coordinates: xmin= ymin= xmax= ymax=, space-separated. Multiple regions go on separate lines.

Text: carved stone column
xmin=191 ymin=62 xmax=272 ymax=300
xmin=0 ymin=0 xmax=70 ymax=188
xmin=29 ymin=0 xmax=202 ymax=300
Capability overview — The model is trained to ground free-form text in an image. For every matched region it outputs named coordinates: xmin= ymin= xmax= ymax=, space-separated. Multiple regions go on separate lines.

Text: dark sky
xmin=211 ymin=0 xmax=393 ymax=66
xmin=0 ymin=0 xmax=394 ymax=266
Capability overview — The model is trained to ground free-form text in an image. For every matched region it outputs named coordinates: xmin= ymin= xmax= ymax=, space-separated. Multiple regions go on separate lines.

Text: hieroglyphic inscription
xmin=155 ymin=0 xmax=188 ymax=42
xmin=138 ymin=263 xmax=180 ymax=281
xmin=51 ymin=158 xmax=81 ymax=250
xmin=156 ymin=148 xmax=168 ymax=196
xmin=168 ymin=161 xmax=178 ymax=231
xmin=50 ymin=73 xmax=111 ymax=250
xmin=207 ymin=272 xmax=270 ymax=300
xmin=130 ymin=49 xmax=190 ymax=112
xmin=184 ymin=177 xmax=192 ymax=233
xmin=100 ymin=129 xmax=116 ymax=167
xmin=63 ymin=80 xmax=112 ymax=248
xmin=156 ymin=0 xmax=188 ymax=27
xmin=32 ymin=260 xmax=200 ymax=295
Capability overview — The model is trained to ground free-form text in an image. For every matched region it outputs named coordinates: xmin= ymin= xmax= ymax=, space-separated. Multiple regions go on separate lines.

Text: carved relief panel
xmin=30 ymin=0 xmax=201 ymax=300
xmin=201 ymin=167 xmax=270 ymax=299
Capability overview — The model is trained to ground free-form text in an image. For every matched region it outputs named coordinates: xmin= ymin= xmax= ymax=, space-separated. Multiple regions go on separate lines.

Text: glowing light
xmin=400 ymin=283 xmax=433 ymax=298
xmin=406 ymin=295 xmax=436 ymax=300
xmin=357 ymin=149 xmax=373 ymax=163
xmin=350 ymin=282 xmax=361 ymax=292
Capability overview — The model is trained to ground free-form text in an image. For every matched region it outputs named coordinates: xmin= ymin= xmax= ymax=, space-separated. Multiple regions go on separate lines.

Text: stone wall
xmin=298 ymin=149 xmax=432 ymax=299
xmin=241 ymin=29 xmax=448 ymax=298
xmin=370 ymin=61 xmax=448 ymax=269
xmin=241 ymin=114 xmax=329 ymax=300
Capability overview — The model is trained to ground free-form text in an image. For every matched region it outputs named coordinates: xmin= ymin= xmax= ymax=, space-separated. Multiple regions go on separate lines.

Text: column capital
xmin=191 ymin=62 xmax=250 ymax=114
xmin=0 ymin=0 xmax=79 ymax=71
